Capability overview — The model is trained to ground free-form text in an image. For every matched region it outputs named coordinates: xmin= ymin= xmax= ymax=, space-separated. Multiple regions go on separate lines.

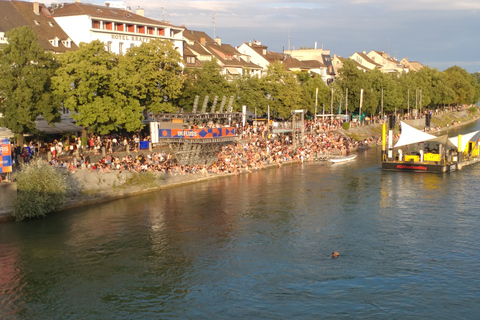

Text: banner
xmin=158 ymin=127 xmax=236 ymax=139
xmin=0 ymin=138 xmax=12 ymax=173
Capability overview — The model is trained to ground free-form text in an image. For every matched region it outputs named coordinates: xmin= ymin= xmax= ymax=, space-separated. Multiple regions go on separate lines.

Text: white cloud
xmin=34 ymin=0 xmax=480 ymax=72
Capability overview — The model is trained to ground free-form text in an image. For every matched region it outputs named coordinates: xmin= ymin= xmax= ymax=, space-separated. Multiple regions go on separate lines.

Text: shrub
xmin=342 ymin=122 xmax=350 ymax=130
xmin=81 ymin=137 xmax=88 ymax=147
xmin=124 ymin=172 xmax=161 ymax=188
xmin=11 ymin=160 xmax=69 ymax=221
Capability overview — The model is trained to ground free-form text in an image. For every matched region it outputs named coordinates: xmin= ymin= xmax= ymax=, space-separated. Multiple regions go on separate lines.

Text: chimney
xmin=33 ymin=2 xmax=40 ymax=15
xmin=136 ymin=8 xmax=144 ymax=16
xmin=75 ymin=0 xmax=80 ymax=3
xmin=215 ymin=37 xmax=221 ymax=45
xmin=200 ymin=37 xmax=206 ymax=45
xmin=363 ymin=50 xmax=366 ymax=54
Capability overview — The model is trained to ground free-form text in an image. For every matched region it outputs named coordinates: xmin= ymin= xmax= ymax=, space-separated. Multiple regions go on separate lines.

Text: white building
xmin=50 ymin=0 xmax=184 ymax=56
xmin=237 ymin=40 xmax=284 ymax=74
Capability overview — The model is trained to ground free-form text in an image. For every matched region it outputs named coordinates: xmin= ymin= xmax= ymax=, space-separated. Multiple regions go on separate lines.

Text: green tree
xmin=444 ymin=66 xmax=476 ymax=105
xmin=0 ymin=26 xmax=61 ymax=145
xmin=411 ymin=67 xmax=434 ymax=110
xmin=334 ymin=59 xmax=366 ymax=114
xmin=53 ymin=40 xmax=144 ymax=134
xmin=259 ymin=61 xmax=304 ymax=118
xmin=429 ymin=68 xmax=455 ymax=108
xmin=177 ymin=59 xmax=235 ymax=112
xmin=470 ymin=73 xmax=480 ymax=105
xmin=300 ymin=75 xmax=330 ymax=115
xmin=121 ymin=39 xmax=184 ymax=114
xmin=235 ymin=72 xmax=269 ymax=115
xmin=398 ymin=71 xmax=419 ymax=113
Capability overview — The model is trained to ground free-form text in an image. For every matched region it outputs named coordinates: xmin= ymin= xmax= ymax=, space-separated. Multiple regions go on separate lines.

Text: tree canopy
xmin=121 ymin=39 xmax=184 ymax=114
xmin=53 ymin=39 xmax=184 ymax=134
xmin=0 ymin=26 xmax=61 ymax=142
xmin=176 ymin=59 xmax=235 ymax=112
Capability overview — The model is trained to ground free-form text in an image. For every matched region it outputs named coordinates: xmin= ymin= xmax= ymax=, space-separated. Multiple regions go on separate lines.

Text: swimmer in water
xmin=331 ymin=251 xmax=340 ymax=258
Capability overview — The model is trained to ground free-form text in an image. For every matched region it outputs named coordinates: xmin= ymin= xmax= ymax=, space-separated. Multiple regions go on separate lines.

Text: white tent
xmin=394 ymin=122 xmax=436 ymax=148
xmin=449 ymin=130 xmax=480 ymax=151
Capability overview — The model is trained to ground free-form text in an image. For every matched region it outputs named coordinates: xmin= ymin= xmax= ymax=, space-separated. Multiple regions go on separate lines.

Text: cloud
xmin=35 ymin=0 xmax=480 ymax=72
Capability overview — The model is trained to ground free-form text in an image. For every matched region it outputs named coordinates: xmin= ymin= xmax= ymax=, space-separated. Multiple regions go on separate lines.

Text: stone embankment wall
xmin=0 ymin=183 xmax=16 ymax=219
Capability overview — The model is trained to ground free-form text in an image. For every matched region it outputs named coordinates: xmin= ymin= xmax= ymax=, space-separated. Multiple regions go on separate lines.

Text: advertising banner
xmin=0 ymin=138 xmax=12 ymax=173
xmin=159 ymin=128 xmax=236 ymax=139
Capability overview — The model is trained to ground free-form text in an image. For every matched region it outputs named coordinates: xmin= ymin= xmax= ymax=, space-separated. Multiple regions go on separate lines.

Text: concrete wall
xmin=0 ymin=183 xmax=16 ymax=214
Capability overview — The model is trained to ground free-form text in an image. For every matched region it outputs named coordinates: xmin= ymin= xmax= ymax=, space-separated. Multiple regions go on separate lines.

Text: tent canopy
xmin=449 ymin=130 xmax=480 ymax=151
xmin=394 ymin=122 xmax=436 ymax=148
xmin=395 ymin=121 xmax=479 ymax=150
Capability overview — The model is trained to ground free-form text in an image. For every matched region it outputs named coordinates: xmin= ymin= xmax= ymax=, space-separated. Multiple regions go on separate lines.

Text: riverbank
xmin=0 ymin=158 xmax=297 ymax=222
xmin=1 ymin=108 xmax=479 ymax=222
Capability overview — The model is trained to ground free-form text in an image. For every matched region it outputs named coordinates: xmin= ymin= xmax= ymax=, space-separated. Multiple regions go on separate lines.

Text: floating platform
xmin=381 ymin=121 xmax=480 ymax=173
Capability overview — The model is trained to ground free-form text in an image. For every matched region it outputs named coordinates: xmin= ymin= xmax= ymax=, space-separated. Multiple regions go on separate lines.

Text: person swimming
xmin=331 ymin=251 xmax=340 ymax=258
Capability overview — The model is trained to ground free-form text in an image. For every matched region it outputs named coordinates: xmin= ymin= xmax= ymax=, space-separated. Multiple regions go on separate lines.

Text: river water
xmin=2 ymin=122 xmax=480 ymax=319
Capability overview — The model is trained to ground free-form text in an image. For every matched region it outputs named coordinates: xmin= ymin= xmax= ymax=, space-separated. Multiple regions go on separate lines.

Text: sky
xmin=45 ymin=0 xmax=480 ymax=72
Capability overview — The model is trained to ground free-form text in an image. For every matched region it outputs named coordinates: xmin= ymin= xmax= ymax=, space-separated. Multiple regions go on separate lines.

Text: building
xmin=349 ymin=51 xmax=383 ymax=71
xmin=400 ymin=57 xmax=424 ymax=72
xmin=366 ymin=50 xmax=408 ymax=73
xmin=50 ymin=0 xmax=184 ymax=56
xmin=332 ymin=54 xmax=369 ymax=75
xmin=237 ymin=40 xmax=284 ymax=74
xmin=283 ymin=48 xmax=334 ymax=83
xmin=182 ymin=29 xmax=262 ymax=78
xmin=0 ymin=0 xmax=78 ymax=53
xmin=283 ymin=56 xmax=326 ymax=78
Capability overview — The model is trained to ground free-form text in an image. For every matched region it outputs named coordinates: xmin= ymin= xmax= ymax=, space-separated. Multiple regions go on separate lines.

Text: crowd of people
xmin=45 ymin=119 xmax=381 ymax=176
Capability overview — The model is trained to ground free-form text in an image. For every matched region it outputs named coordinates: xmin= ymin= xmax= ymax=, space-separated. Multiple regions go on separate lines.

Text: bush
xmin=11 ymin=160 xmax=69 ymax=221
xmin=342 ymin=122 xmax=350 ymax=130
xmin=469 ymin=106 xmax=479 ymax=116
xmin=81 ymin=136 xmax=88 ymax=147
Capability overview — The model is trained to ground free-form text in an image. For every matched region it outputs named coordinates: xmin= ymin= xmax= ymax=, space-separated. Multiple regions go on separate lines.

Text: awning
xmin=449 ymin=130 xmax=480 ymax=151
xmin=226 ymin=68 xmax=241 ymax=75
xmin=394 ymin=122 xmax=436 ymax=147
xmin=428 ymin=134 xmax=457 ymax=148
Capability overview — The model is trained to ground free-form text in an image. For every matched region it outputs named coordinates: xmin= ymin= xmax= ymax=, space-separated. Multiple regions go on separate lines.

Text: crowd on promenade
xmin=34 ymin=118 xmax=381 ymax=177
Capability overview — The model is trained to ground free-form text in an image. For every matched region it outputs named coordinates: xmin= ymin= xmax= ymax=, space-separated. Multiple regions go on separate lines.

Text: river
xmin=2 ymin=121 xmax=480 ymax=319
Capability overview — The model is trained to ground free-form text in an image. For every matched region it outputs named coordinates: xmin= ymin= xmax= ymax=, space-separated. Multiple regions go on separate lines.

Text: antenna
xmin=161 ymin=7 xmax=165 ymax=21
xmin=212 ymin=12 xmax=216 ymax=39
xmin=288 ymin=28 xmax=290 ymax=51
xmin=387 ymin=37 xmax=390 ymax=56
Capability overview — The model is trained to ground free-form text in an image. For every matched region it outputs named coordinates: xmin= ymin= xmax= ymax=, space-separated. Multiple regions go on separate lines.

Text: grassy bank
xmin=340 ymin=108 xmax=480 ymax=140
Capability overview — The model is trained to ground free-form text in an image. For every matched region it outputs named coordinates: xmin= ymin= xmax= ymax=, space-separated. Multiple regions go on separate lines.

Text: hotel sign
xmin=110 ymin=34 xmax=151 ymax=43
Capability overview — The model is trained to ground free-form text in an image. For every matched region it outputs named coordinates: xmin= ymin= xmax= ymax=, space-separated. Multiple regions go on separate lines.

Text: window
xmin=107 ymin=41 xmax=112 ymax=52
xmin=33 ymin=20 xmax=40 ymax=25
xmin=138 ymin=26 xmax=145 ymax=34
xmin=127 ymin=24 xmax=135 ymax=32
xmin=157 ymin=28 xmax=165 ymax=36
xmin=104 ymin=22 xmax=113 ymax=30
xmin=92 ymin=20 xmax=100 ymax=29
xmin=48 ymin=22 xmax=54 ymax=27
xmin=186 ymin=56 xmax=195 ymax=64
xmin=62 ymin=39 xmax=72 ymax=48
xmin=119 ymin=42 xmax=123 ymax=55
xmin=49 ymin=37 xmax=59 ymax=47
xmin=116 ymin=23 xmax=124 ymax=32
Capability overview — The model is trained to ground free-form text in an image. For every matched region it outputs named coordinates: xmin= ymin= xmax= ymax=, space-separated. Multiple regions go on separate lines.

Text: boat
xmin=330 ymin=154 xmax=357 ymax=163
xmin=381 ymin=120 xmax=480 ymax=172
